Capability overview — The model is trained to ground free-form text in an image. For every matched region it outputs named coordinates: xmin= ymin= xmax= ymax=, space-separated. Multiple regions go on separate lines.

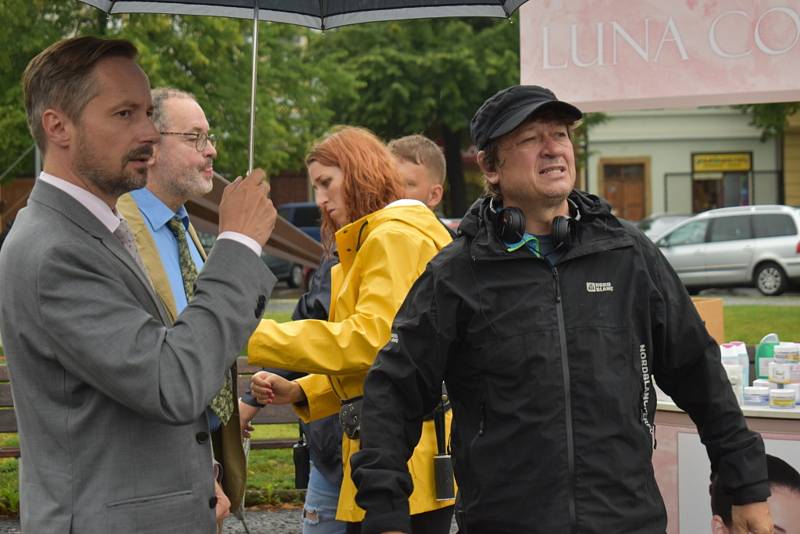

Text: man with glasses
xmin=117 ymin=87 xmax=242 ymax=530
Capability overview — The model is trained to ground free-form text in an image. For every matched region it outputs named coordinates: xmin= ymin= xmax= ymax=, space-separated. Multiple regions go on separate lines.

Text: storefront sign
xmin=520 ymin=0 xmax=800 ymax=111
xmin=692 ymin=152 xmax=752 ymax=172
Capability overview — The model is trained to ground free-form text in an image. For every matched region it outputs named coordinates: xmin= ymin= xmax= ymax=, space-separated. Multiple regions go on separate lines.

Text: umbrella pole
xmin=247 ymin=3 xmax=259 ymax=173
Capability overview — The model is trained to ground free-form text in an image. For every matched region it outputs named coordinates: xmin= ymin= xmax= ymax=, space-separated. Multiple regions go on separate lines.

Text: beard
xmin=73 ymin=133 xmax=151 ymax=198
xmin=162 ymin=159 xmax=215 ymax=200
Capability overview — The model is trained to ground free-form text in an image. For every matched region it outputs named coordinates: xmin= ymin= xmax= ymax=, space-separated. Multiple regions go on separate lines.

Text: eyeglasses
xmin=159 ymin=131 xmax=217 ymax=152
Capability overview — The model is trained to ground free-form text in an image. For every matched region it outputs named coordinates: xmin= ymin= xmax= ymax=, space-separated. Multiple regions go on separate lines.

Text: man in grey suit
xmin=0 ymin=36 xmax=277 ymax=533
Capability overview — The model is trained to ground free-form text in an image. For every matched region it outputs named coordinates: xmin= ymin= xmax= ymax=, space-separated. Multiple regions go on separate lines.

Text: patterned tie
xmin=166 ymin=216 xmax=234 ymax=425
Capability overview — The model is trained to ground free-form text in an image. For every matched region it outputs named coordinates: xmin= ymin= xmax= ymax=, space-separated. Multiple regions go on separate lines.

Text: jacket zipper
xmin=553 ymin=268 xmax=577 ymax=532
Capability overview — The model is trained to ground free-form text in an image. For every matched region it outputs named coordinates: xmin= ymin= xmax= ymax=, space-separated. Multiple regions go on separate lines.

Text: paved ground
xmin=0 ymin=509 xmax=304 ymax=534
xmin=223 ymin=507 xmax=304 ymax=533
xmin=223 ymin=508 xmax=459 ymax=533
xmin=0 ymin=507 xmax=460 ymax=533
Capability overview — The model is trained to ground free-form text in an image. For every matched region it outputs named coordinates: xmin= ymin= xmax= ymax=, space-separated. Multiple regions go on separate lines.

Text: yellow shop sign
xmin=693 ymin=153 xmax=751 ymax=173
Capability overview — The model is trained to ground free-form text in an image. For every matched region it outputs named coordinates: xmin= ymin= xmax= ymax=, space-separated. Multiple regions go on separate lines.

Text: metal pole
xmin=34 ymin=146 xmax=41 ymax=178
xmin=0 ymin=144 xmax=35 ymax=183
xmin=248 ymin=2 xmax=259 ymax=173
xmin=582 ymin=129 xmax=589 ymax=192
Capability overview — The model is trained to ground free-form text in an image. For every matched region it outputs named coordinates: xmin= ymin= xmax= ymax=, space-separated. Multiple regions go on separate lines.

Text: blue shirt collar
xmin=129 ymin=188 xmax=189 ymax=232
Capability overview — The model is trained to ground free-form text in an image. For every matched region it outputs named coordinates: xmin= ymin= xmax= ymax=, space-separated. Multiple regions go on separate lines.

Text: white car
xmin=655 ymin=205 xmax=800 ymax=296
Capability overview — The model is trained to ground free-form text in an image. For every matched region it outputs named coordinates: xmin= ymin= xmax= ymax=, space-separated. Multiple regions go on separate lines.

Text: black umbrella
xmin=79 ymin=0 xmax=530 ymax=171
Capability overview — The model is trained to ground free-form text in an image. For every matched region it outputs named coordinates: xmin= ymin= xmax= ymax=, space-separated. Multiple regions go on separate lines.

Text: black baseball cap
xmin=470 ymin=85 xmax=583 ymax=150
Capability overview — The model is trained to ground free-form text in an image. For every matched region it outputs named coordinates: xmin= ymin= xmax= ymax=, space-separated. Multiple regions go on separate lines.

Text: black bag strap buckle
xmin=339 ymin=397 xmax=363 ymax=440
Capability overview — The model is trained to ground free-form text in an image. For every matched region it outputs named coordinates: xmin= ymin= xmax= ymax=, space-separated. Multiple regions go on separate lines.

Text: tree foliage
xmin=0 ymin=0 xmax=342 ymax=180
xmin=120 ymin=15 xmax=342 ymax=174
xmin=736 ymin=102 xmax=800 ymax=140
xmin=311 ymin=16 xmax=522 ymax=216
xmin=0 ymin=0 xmax=100 ymax=180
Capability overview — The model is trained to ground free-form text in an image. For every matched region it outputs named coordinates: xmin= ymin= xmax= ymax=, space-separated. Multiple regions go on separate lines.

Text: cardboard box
xmin=690 ymin=297 xmax=725 ymax=343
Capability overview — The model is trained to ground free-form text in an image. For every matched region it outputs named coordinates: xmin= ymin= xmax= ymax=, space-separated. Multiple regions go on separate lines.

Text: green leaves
xmin=736 ymin=103 xmax=800 ymax=141
xmin=310 ymin=16 xmax=523 ymax=214
xmin=0 ymin=3 xmax=341 ymax=178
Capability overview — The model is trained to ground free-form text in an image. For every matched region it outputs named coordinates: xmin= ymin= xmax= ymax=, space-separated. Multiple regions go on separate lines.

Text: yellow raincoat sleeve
xmin=246 ymin=227 xmax=429 ymax=375
xmin=293 ymin=373 xmax=340 ymax=422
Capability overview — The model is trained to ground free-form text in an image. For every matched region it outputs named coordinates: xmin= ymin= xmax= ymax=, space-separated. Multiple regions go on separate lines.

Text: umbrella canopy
xmin=79 ymin=0 xmax=531 ymax=170
xmin=80 ymin=1 xmax=529 ymax=30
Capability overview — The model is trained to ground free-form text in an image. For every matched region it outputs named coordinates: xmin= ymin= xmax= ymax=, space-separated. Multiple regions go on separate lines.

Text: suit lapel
xmin=30 ymin=182 xmax=168 ymax=322
xmin=187 ymin=224 xmax=208 ymax=261
xmin=117 ymin=194 xmax=178 ymax=323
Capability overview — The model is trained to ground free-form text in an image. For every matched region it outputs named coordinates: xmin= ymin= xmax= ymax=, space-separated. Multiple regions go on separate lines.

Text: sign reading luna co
xmin=520 ymin=0 xmax=800 ymax=111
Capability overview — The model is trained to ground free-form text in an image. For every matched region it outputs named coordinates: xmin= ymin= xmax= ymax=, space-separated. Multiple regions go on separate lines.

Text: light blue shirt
xmin=129 ymin=188 xmax=204 ymax=311
xmin=130 ymin=188 xmax=223 ymax=431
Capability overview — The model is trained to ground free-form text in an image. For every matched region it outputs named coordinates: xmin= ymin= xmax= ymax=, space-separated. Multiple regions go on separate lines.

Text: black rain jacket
xmin=351 ymin=191 xmax=769 ymax=534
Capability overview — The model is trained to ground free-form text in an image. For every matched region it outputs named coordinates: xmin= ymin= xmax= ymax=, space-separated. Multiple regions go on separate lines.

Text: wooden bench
xmin=0 ymin=355 xmax=300 ymax=458
xmin=0 ymin=364 xmax=16 ymax=458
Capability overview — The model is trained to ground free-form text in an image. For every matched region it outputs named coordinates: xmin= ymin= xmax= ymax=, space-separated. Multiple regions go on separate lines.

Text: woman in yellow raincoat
xmin=247 ymin=126 xmax=454 ymax=532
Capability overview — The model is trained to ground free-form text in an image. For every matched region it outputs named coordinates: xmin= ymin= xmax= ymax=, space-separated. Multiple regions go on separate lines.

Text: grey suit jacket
xmin=0 ymin=181 xmax=275 ymax=533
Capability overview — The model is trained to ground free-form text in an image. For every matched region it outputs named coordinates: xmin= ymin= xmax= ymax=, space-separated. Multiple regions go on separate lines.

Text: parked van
xmin=278 ymin=202 xmax=321 ymax=242
xmin=656 ymin=205 xmax=800 ymax=296
xmin=261 ymin=202 xmax=321 ymax=288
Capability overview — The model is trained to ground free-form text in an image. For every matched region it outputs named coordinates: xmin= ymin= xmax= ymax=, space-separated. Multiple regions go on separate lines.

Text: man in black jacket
xmin=351 ymin=85 xmax=773 ymax=534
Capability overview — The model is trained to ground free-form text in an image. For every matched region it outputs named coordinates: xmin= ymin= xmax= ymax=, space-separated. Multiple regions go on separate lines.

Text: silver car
xmin=655 ymin=205 xmax=800 ymax=296
xmin=636 ymin=213 xmax=691 ymax=241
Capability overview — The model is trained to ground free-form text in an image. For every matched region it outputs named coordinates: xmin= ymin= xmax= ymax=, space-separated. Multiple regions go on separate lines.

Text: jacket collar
xmin=37 ymin=171 xmax=120 ymax=233
xmin=117 ymin=193 xmax=178 ymax=321
xmin=29 ymin=181 xmax=169 ymax=322
xmin=30 ymin=179 xmax=114 ymax=240
xmin=461 ymin=190 xmax=633 ymax=262
xmin=334 ymin=203 xmax=451 ymax=273
xmin=129 ymin=187 xmax=190 ymax=234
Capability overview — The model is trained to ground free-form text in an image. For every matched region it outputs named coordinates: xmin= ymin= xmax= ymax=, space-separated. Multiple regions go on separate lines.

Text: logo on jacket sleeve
xmin=586 ymin=281 xmax=614 ymax=293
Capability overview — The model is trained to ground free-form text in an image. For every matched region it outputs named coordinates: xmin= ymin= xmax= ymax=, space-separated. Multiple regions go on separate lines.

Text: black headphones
xmin=489 ymin=197 xmax=579 ymax=250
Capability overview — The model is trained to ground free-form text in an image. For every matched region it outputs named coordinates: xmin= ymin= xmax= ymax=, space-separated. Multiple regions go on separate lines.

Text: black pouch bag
xmin=293 ymin=424 xmax=310 ymax=489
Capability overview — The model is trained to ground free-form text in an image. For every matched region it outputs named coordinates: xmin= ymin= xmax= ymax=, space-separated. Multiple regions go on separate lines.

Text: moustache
xmin=125 ymin=146 xmax=154 ymax=163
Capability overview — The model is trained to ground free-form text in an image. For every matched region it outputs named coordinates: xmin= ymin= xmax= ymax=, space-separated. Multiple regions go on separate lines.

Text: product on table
xmin=753 ymin=378 xmax=772 ymax=389
xmin=785 ymin=384 xmax=800 ymax=405
xmin=720 ymin=341 xmax=750 ymax=390
xmin=743 ymin=386 xmax=770 ymax=406
xmin=755 ymin=333 xmax=780 ymax=379
xmin=774 ymin=342 xmax=799 ymax=363
xmin=769 ymin=361 xmax=793 ymax=385
xmin=769 ymin=388 xmax=795 ymax=409
xmin=723 ymin=363 xmax=744 ymax=404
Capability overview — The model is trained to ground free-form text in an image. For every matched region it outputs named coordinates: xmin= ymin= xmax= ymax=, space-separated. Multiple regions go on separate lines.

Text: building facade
xmin=785 ymin=112 xmax=800 ymax=207
xmin=586 ymin=107 xmax=782 ymax=220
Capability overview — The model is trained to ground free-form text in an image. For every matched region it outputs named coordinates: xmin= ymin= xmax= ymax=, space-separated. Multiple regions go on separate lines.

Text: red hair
xmin=306 ymin=126 xmax=403 ymax=250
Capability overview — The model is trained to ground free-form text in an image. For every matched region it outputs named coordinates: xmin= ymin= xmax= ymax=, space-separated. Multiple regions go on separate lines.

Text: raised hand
xmin=218 ymin=168 xmax=276 ymax=248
